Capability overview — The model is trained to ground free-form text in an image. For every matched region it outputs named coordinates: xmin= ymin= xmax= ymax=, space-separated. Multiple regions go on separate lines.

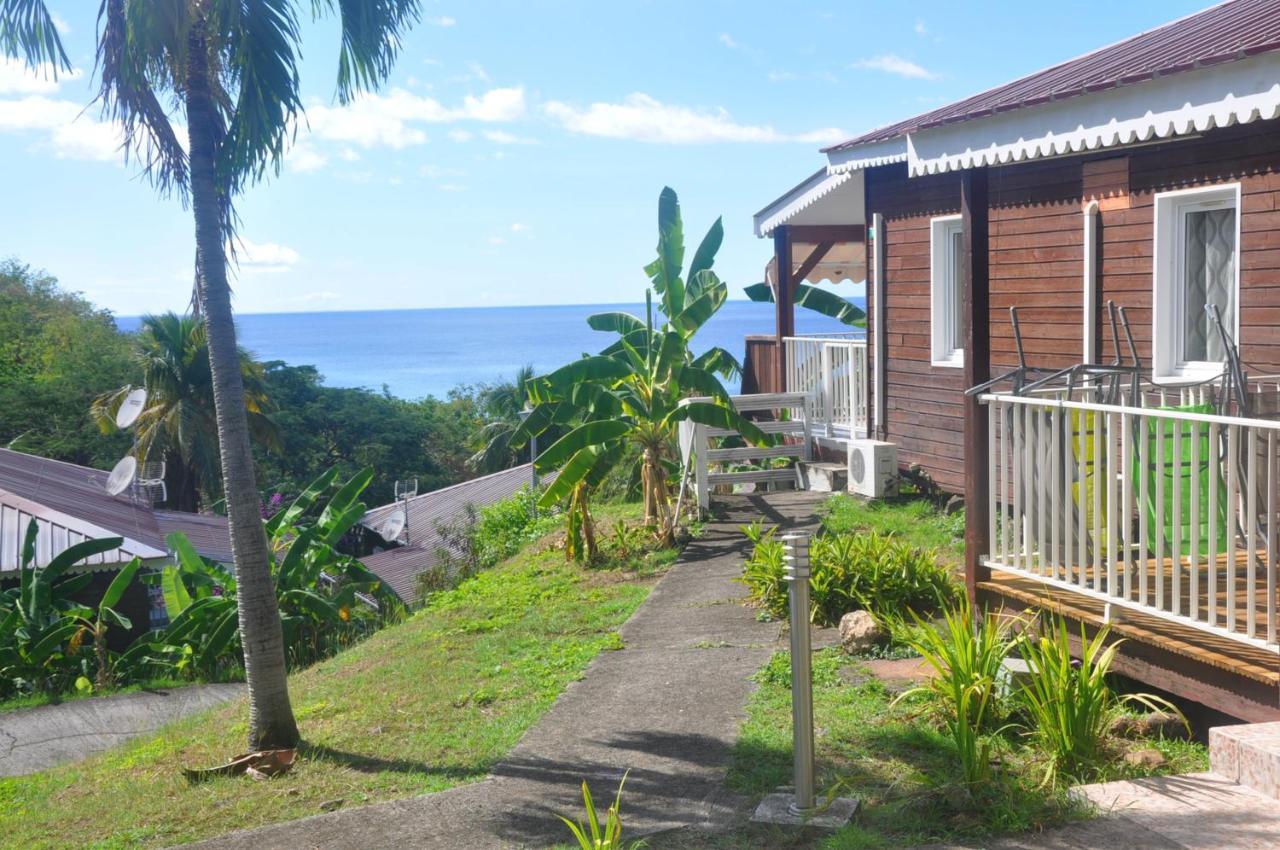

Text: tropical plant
xmin=467 ymin=366 xmax=551 ymax=474
xmin=896 ymin=602 xmax=1023 ymax=787
xmin=1 ymin=0 xmax=424 ymax=749
xmin=0 ymin=522 xmax=124 ymax=697
xmin=742 ymin=281 xmax=867 ymax=328
xmin=70 ymin=557 xmax=143 ymax=691
xmin=1016 ymin=617 xmax=1185 ymax=784
xmin=92 ymin=312 xmax=278 ymax=512
xmin=144 ymin=466 xmax=400 ymax=679
xmin=558 ymin=773 xmax=647 ymax=850
xmin=514 ymin=189 xmax=767 ymax=556
xmin=740 ymin=529 xmax=958 ymax=626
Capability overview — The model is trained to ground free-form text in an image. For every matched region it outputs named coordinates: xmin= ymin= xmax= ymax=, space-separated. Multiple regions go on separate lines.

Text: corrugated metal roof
xmin=0 ymin=448 xmax=231 ymax=567
xmin=359 ymin=464 xmax=543 ymax=601
xmin=825 ymin=0 xmax=1280 ymax=152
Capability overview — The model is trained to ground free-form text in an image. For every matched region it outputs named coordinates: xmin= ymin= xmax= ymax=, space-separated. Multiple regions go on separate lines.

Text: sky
xmin=0 ymin=0 xmax=1211 ymax=316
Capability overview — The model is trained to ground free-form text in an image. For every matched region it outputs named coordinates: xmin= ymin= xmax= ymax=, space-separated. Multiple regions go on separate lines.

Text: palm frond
xmin=0 ymin=0 xmax=71 ymax=69
xmin=313 ymin=0 xmax=421 ymax=103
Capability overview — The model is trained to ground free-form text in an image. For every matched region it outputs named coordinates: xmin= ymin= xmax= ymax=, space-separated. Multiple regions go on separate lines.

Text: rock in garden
xmin=838 ymin=610 xmax=885 ymax=654
xmin=1110 ymin=711 xmax=1188 ymax=740
xmin=1123 ymin=749 xmax=1167 ymax=770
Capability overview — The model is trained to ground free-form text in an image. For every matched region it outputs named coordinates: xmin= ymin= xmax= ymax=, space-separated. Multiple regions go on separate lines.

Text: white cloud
xmin=50 ymin=12 xmax=70 ymax=34
xmin=510 ymin=222 xmax=531 ymax=233
xmin=487 ymin=235 xmax=505 ymax=246
xmin=0 ymin=94 xmax=124 ymax=161
xmin=543 ymin=93 xmax=843 ymax=145
xmin=719 ymin=33 xmax=739 ymax=49
xmin=482 ymin=129 xmax=536 ymax=145
xmin=287 ymin=140 xmax=328 ymax=172
xmin=852 ymin=54 xmax=937 ymax=80
xmin=233 ymin=239 xmax=301 ymax=273
xmin=426 ymin=16 xmax=457 ymax=27
xmin=467 ymin=62 xmax=490 ymax=83
xmin=304 ymin=86 xmax=525 ymax=148
xmin=448 ymin=129 xmax=473 ymax=142
xmin=0 ymin=58 xmax=81 ymax=94
xmin=914 ymin=20 xmax=928 ymax=36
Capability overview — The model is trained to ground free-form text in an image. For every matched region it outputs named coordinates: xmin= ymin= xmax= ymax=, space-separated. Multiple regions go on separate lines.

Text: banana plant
xmin=146 ymin=466 xmax=399 ymax=678
xmin=743 ymin=281 xmax=867 ymax=327
xmin=515 ymin=188 xmax=770 ymax=554
xmin=0 ymin=521 xmax=123 ymax=696
xmin=70 ymin=557 xmax=142 ymax=690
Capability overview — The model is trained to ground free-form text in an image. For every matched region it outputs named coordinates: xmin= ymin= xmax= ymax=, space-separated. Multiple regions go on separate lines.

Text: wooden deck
xmin=979 ymin=570 xmax=1280 ymax=721
xmin=1009 ymin=549 xmax=1278 ymax=647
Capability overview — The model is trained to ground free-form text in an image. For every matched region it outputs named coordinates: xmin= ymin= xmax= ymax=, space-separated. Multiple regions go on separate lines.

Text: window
xmin=930 ymin=215 xmax=964 ymax=367
xmin=1153 ymin=184 xmax=1240 ymax=381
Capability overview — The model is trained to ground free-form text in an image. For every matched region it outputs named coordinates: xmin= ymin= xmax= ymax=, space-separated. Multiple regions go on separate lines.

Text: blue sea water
xmin=115 ymin=298 xmax=866 ymax=400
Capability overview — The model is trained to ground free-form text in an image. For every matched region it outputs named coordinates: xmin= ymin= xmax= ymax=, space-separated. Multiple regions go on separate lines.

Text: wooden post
xmin=962 ymin=169 xmax=991 ymax=603
xmin=774 ymin=225 xmax=794 ymax=393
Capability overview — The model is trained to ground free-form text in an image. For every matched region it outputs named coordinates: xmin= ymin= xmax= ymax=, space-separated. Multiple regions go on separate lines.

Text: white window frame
xmin=930 ymin=215 xmax=965 ymax=368
xmin=1152 ymin=183 xmax=1241 ymax=383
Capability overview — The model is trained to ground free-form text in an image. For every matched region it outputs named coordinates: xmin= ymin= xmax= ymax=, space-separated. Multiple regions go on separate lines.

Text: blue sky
xmin=0 ymin=1 xmax=1208 ymax=315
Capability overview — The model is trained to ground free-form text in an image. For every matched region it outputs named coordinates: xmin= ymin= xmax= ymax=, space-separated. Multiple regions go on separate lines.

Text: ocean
xmin=115 ymin=298 xmax=866 ymax=399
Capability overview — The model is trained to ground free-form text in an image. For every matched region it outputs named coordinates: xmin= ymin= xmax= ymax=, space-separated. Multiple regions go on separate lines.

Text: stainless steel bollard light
xmin=781 ymin=532 xmax=815 ymax=815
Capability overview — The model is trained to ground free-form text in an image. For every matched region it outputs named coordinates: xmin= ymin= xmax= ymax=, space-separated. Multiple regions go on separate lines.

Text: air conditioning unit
xmin=847 ymin=439 xmax=898 ymax=499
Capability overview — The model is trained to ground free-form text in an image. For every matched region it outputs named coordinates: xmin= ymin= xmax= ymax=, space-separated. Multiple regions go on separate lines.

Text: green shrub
xmin=897 ymin=602 xmax=1024 ymax=787
xmin=1017 ymin=617 xmax=1184 ymax=785
xmin=740 ymin=528 xmax=959 ymax=627
xmin=558 ymin=773 xmax=647 ymax=850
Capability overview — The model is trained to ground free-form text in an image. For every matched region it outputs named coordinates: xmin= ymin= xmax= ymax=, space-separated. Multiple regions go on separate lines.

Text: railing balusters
xmin=989 ymin=402 xmax=997 ymax=562
xmin=1122 ymin=411 xmax=1134 ymax=602
xmin=1268 ymin=431 xmax=1276 ymax=646
xmin=1190 ymin=418 xmax=1201 ymax=622
xmin=1078 ymin=408 xmax=1088 ymax=589
xmin=1208 ymin=422 xmax=1219 ymax=628
xmin=1227 ymin=425 xmax=1239 ymax=634
xmin=1092 ymin=410 xmax=1103 ymax=592
xmin=1172 ymin=418 xmax=1183 ymax=617
xmin=1155 ymin=419 xmax=1166 ymax=610
xmin=1139 ymin=413 xmax=1150 ymax=605
xmin=1247 ymin=427 xmax=1258 ymax=640
xmin=1106 ymin=411 xmax=1118 ymax=597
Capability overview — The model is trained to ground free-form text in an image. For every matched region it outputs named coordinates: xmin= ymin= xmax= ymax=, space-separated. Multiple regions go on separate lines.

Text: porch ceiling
xmin=753 ymin=168 xmax=864 ymax=238
xmin=766 ymin=239 xmax=866 ymax=286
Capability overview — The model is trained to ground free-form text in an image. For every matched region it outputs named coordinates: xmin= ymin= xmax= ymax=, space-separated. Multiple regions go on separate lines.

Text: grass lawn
xmin=0 ymin=505 xmax=675 ymax=849
xmin=0 ymin=676 xmax=195 ymax=715
xmin=819 ymin=491 xmax=965 ymax=565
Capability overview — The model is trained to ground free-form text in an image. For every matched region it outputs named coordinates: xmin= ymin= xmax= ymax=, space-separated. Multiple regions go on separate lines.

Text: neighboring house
xmin=0 ymin=447 xmax=233 ymax=639
xmin=751 ymin=0 xmax=1280 ymax=720
xmin=359 ymin=463 xmax=540 ymax=602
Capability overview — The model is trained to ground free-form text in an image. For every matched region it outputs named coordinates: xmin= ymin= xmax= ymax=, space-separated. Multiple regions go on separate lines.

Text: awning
xmin=765 ymin=239 xmax=866 ymax=286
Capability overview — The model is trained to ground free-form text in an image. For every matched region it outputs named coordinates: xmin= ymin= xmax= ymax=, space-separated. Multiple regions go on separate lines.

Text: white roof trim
xmin=824 ymin=136 xmax=909 ymax=174
xmin=753 ymin=169 xmax=853 ymax=237
xmin=907 ymin=52 xmax=1280 ymax=176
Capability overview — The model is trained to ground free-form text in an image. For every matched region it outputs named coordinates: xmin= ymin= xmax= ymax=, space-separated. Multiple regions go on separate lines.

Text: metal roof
xmin=825 ymin=0 xmax=1280 ymax=153
xmin=0 ymin=448 xmax=231 ymax=569
xmin=359 ymin=464 xmax=544 ymax=602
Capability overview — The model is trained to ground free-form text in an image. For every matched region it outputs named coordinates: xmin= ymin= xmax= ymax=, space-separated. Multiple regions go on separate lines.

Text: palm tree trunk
xmin=185 ymin=17 xmax=298 ymax=750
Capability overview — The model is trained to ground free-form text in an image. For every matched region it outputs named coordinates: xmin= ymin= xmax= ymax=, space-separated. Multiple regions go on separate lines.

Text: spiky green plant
xmin=558 ymin=772 xmax=647 ymax=850
xmin=1017 ymin=617 xmax=1184 ymax=784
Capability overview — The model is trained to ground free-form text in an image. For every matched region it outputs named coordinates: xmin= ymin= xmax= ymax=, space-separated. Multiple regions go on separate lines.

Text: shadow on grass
xmin=300 ymin=742 xmax=489 ymax=782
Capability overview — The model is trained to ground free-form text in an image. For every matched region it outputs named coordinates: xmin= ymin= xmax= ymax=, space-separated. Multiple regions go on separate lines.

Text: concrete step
xmin=1209 ymin=721 xmax=1280 ymax=800
xmin=799 ymin=461 xmax=847 ymax=493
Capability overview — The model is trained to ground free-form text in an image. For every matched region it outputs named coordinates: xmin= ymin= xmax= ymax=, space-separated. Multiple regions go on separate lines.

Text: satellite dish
xmin=106 ymin=456 xmax=137 ymax=497
xmin=379 ymin=513 xmax=406 ymax=542
xmin=115 ymin=388 xmax=147 ymax=429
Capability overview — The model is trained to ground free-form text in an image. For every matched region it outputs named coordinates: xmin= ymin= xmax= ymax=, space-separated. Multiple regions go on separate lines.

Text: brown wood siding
xmin=868 ymin=165 xmax=966 ymax=492
xmin=868 ymin=120 xmax=1280 ymax=496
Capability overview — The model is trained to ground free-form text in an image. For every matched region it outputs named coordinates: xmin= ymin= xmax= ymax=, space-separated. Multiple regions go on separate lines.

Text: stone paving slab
xmin=188 ymin=493 xmax=825 ymax=850
xmin=0 ymin=683 xmax=243 ymax=777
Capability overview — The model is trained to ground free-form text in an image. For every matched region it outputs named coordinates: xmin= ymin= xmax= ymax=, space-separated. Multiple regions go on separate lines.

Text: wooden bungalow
xmin=749 ymin=0 xmax=1280 ymax=720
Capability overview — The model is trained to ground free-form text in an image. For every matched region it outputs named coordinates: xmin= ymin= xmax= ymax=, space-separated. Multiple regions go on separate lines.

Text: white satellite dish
xmin=115 ymin=388 xmax=147 ymax=429
xmin=106 ymin=456 xmax=138 ymax=497
xmin=379 ymin=513 xmax=406 ymax=542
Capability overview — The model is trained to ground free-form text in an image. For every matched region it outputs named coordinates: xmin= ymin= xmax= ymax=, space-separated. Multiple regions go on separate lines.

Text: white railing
xmin=784 ymin=336 xmax=868 ymax=438
xmin=981 ymin=390 xmax=1280 ymax=652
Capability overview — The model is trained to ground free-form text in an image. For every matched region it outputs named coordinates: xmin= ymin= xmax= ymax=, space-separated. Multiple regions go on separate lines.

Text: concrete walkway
xmin=191 ymin=492 xmax=823 ymax=850
xmin=920 ymin=772 xmax=1280 ymax=849
xmin=0 ymin=683 xmax=243 ymax=777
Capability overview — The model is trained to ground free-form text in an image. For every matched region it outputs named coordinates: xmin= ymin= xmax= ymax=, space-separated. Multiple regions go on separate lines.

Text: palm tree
xmin=467 ymin=365 xmax=544 ymax=474
xmin=1 ymin=0 xmax=423 ymax=749
xmin=93 ymin=313 xmax=279 ymax=512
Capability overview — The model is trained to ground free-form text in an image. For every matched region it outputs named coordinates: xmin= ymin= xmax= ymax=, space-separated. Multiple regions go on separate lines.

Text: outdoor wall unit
xmin=846 ymin=439 xmax=897 ymax=499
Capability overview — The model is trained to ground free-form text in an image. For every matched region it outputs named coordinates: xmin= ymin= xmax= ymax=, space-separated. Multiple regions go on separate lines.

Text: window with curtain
xmin=930 ymin=215 xmax=964 ymax=367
